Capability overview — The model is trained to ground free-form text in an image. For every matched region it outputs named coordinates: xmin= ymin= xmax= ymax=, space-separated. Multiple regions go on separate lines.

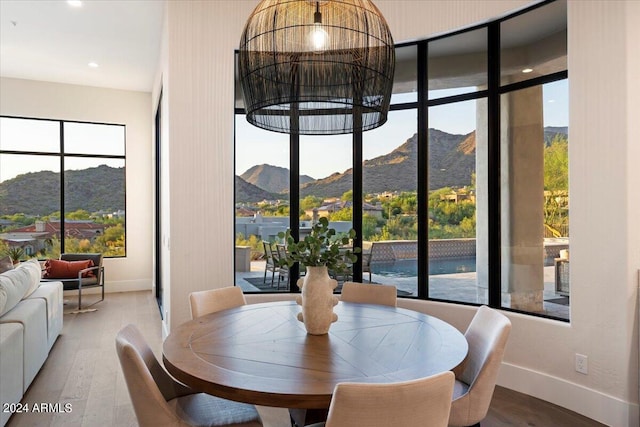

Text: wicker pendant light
xmin=239 ymin=0 xmax=395 ymax=135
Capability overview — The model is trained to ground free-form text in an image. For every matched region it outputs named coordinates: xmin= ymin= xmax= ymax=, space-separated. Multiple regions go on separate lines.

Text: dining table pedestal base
xmin=289 ymin=408 xmax=329 ymax=427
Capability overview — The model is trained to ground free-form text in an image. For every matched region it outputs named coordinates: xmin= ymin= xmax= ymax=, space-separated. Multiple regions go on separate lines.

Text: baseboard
xmin=498 ymin=362 xmax=639 ymax=427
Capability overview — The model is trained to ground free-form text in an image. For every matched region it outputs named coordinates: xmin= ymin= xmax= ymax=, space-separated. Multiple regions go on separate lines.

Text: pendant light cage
xmin=239 ymin=0 xmax=395 ymax=135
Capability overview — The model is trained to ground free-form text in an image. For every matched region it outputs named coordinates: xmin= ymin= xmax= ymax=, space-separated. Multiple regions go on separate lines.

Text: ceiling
xmin=1 ymin=0 xmax=564 ymax=94
xmin=0 ymin=0 xmax=165 ymax=92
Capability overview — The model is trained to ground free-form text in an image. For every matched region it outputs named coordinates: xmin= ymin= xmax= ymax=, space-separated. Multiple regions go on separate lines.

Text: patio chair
xmin=448 ymin=305 xmax=512 ymax=427
xmin=262 ymin=241 xmax=278 ymax=287
xmin=115 ymin=324 xmax=263 ymax=427
xmin=361 ymin=251 xmax=372 ymax=282
xmin=274 ymin=244 xmax=290 ymax=289
xmin=41 ymin=253 xmax=104 ymax=311
xmin=328 ymin=248 xmax=355 ymax=284
xmin=308 ymin=371 xmax=454 ymax=427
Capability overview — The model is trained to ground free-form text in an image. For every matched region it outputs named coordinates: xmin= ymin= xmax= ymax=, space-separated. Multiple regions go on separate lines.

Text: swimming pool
xmin=371 ymin=256 xmax=557 ymax=277
xmin=371 ymin=257 xmax=477 ymax=277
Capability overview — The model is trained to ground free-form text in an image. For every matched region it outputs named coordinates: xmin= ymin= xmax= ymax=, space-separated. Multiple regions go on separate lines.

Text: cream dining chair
xmin=189 ymin=286 xmax=246 ymax=319
xmin=448 ymin=305 xmax=512 ymax=427
xmin=340 ymin=281 xmax=397 ymax=307
xmin=115 ymin=324 xmax=263 ymax=427
xmin=308 ymin=371 xmax=455 ymax=427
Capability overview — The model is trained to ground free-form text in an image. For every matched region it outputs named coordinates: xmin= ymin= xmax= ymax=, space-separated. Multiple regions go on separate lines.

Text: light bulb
xmin=309 ymin=1 xmax=328 ymax=52
xmin=310 ymin=24 xmax=329 ymax=51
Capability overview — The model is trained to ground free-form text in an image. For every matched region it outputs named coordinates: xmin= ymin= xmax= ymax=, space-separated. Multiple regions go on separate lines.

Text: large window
xmin=0 ymin=117 xmax=126 ymax=259
xmin=234 ymin=0 xmax=569 ymax=321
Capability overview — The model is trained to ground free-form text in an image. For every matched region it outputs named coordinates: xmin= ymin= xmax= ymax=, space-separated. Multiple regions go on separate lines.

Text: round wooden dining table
xmin=163 ymin=300 xmax=468 ymax=415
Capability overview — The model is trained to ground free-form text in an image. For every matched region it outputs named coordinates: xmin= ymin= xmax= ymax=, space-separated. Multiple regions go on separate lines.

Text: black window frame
xmin=234 ymin=0 xmax=568 ymax=322
xmin=0 ymin=115 xmax=127 ymax=258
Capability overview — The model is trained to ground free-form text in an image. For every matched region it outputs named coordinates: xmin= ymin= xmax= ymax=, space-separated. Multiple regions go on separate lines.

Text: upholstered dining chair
xmin=340 ymin=281 xmax=397 ymax=307
xmin=189 ymin=286 xmax=246 ymax=319
xmin=448 ymin=305 xmax=512 ymax=427
xmin=115 ymin=324 xmax=263 ymax=427
xmin=308 ymin=371 xmax=455 ymax=427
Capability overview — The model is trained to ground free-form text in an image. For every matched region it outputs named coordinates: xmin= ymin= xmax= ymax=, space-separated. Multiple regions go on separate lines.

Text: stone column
xmin=500 ymin=86 xmax=544 ymax=311
xmin=475 ymin=98 xmax=489 ymax=304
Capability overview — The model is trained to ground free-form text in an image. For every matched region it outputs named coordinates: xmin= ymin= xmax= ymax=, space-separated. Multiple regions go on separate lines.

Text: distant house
xmin=0 ymin=220 xmax=105 ymax=256
xmin=0 ymin=219 xmax=14 ymax=231
xmin=442 ymin=190 xmax=475 ymax=204
xmin=304 ymin=201 xmax=383 ymax=220
xmin=235 ymin=207 xmax=256 ymax=217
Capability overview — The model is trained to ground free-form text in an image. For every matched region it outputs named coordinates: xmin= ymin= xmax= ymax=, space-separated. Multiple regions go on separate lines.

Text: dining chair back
xmin=321 ymin=371 xmax=454 ymax=427
xmin=189 ymin=286 xmax=246 ymax=319
xmin=115 ymin=324 xmax=262 ymax=427
xmin=340 ymin=281 xmax=397 ymax=307
xmin=448 ymin=305 xmax=512 ymax=427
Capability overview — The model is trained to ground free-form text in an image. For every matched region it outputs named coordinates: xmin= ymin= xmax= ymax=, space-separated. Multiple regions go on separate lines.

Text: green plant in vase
xmin=277 ymin=217 xmax=361 ymax=335
xmin=3 ymin=247 xmax=25 ymax=264
xmin=277 ymin=217 xmax=360 ymax=273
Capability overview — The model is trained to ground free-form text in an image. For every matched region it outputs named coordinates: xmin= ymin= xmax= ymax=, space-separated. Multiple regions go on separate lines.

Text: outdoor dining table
xmin=162 ymin=300 xmax=468 ymax=425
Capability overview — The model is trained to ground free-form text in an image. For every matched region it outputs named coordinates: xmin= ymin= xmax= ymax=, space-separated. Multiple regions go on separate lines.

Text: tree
xmin=66 ymin=209 xmax=91 ymax=220
xmin=341 ymin=190 xmax=353 ymax=202
xmin=301 ymin=195 xmax=323 ymax=211
xmin=544 ymin=134 xmax=569 ymax=191
xmin=362 ymin=214 xmax=378 ymax=240
xmin=543 ymin=134 xmax=569 ymax=236
xmin=329 ymin=207 xmax=353 ymax=221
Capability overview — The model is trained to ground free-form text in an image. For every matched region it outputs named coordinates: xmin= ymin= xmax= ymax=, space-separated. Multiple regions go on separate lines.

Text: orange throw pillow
xmin=43 ymin=259 xmax=95 ymax=279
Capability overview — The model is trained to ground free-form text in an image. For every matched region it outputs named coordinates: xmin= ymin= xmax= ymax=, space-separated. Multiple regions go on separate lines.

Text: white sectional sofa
xmin=0 ymin=259 xmax=63 ymax=427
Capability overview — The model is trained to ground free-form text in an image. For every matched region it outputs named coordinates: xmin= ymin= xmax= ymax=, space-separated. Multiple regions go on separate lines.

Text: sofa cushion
xmin=0 ymin=258 xmax=42 ymax=316
xmin=0 ymin=323 xmax=24 ymax=427
xmin=25 ymin=282 xmax=63 ymax=351
xmin=43 ymin=259 xmax=95 ymax=279
xmin=0 ymin=298 xmax=48 ymax=392
xmin=0 ymin=255 xmax=13 ymax=274
xmin=21 ymin=259 xmax=42 ymax=298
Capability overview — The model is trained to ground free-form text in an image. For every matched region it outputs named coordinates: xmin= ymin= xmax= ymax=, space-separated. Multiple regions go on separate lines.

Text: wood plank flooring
xmin=6 ymin=291 xmax=605 ymax=427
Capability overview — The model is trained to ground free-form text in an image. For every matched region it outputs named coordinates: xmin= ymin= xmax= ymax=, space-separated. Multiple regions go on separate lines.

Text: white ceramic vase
xmin=296 ymin=266 xmax=339 ymax=335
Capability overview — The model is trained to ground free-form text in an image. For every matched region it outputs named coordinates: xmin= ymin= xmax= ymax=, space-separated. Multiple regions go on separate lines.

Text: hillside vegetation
xmin=0 ymin=165 xmax=124 ymax=216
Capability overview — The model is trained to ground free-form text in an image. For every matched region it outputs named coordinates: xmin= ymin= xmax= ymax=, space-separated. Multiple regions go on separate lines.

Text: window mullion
xmin=487 ymin=23 xmax=502 ymax=308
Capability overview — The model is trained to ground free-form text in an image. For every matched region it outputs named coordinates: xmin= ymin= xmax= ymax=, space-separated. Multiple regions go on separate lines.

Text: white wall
xmin=0 ymin=77 xmax=153 ymax=294
xmin=158 ymin=1 xmax=639 ymax=426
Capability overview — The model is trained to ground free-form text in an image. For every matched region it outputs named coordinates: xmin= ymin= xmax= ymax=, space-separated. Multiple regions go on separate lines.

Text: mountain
xmin=0 ymin=165 xmax=125 ymax=216
xmin=544 ymin=126 xmax=568 ymax=144
xmin=300 ymin=129 xmax=476 ymax=198
xmin=235 ymin=175 xmax=278 ymax=203
xmin=241 ymin=164 xmax=314 ymax=194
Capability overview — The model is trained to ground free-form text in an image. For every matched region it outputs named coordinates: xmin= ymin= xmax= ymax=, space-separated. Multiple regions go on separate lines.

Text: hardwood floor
xmin=7 ymin=291 xmax=605 ymax=427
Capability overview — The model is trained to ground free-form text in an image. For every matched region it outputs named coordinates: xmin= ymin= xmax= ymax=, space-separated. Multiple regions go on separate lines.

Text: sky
xmin=0 ymin=81 xmax=567 ymax=183
xmin=0 ymin=118 xmax=124 ymax=182
xmin=236 ymin=79 xmax=568 ymax=180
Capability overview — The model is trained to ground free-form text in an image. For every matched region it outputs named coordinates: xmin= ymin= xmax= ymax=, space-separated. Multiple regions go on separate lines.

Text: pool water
xmin=371 ymin=258 xmax=476 ymax=277
xmin=371 ymin=256 xmax=557 ymax=277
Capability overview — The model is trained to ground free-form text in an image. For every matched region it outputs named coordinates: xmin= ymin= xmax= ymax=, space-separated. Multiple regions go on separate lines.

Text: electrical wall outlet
xmin=575 ymin=353 xmax=588 ymax=374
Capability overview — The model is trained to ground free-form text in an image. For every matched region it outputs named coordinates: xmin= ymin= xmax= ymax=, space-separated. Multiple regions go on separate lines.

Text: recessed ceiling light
xmin=88 ymin=62 xmax=99 ymax=68
xmin=67 ymin=1 xmax=82 ymax=7
xmin=522 ymin=68 xmax=533 ymax=73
